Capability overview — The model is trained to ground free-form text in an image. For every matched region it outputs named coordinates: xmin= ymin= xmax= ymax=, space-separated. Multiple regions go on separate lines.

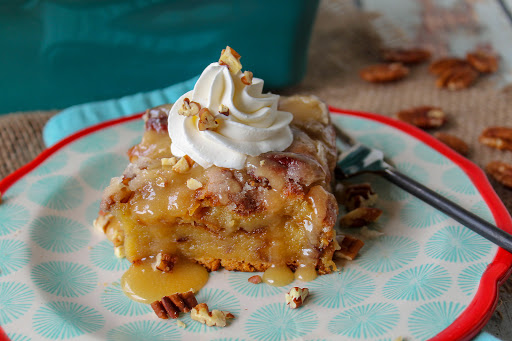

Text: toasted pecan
xmin=359 ymin=63 xmax=409 ymax=83
xmin=396 ymin=106 xmax=447 ymax=129
xmin=479 ymin=127 xmax=512 ymax=151
xmin=467 ymin=50 xmax=498 ymax=73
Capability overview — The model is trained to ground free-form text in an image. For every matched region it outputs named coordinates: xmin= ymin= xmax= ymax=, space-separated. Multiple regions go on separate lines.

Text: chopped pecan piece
xmin=467 ymin=50 xmax=498 ymax=73
xmin=359 ymin=63 xmax=409 ymax=83
xmin=219 ymin=46 xmax=242 ymax=74
xmin=151 ymin=291 xmax=198 ymax=319
xmin=241 ymin=71 xmax=253 ymax=85
xmin=382 ymin=47 xmax=431 ymax=64
xmin=340 ymin=207 xmax=383 ymax=228
xmin=151 ymin=253 xmax=177 ymax=272
xmin=198 ymin=108 xmax=220 ymax=131
xmin=161 ymin=157 xmax=178 ymax=167
xmin=396 ymin=106 xmax=447 ymax=129
xmin=93 ymin=212 xmax=113 ymax=233
xmin=338 ymin=183 xmax=378 ymax=211
xmin=172 ymin=155 xmax=194 ymax=173
xmin=248 ymin=275 xmax=262 ymax=284
xmin=178 ymin=98 xmax=201 ymax=117
xmin=479 ymin=127 xmax=512 ymax=151
xmin=486 ymin=161 xmax=512 ymax=188
xmin=191 ymin=303 xmax=234 ymax=327
xmin=285 ymin=287 xmax=309 ymax=309
xmin=335 ymin=235 xmax=364 ymax=260
xmin=434 ymin=132 xmax=469 ymax=156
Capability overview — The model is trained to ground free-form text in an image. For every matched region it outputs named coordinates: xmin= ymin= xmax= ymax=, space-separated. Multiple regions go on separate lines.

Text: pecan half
xmin=396 ymin=106 xmax=447 ymax=129
xmin=359 ymin=63 xmax=409 ymax=83
xmin=151 ymin=253 xmax=177 ymax=272
xmin=335 ymin=235 xmax=364 ymax=261
xmin=382 ymin=47 xmax=431 ymax=64
xmin=198 ymin=108 xmax=220 ymax=131
xmin=151 ymin=291 xmax=198 ymax=319
xmin=467 ymin=50 xmax=498 ymax=73
xmin=486 ymin=161 xmax=512 ymax=188
xmin=285 ymin=287 xmax=309 ymax=309
xmin=479 ymin=127 xmax=512 ymax=151
xmin=434 ymin=132 xmax=469 ymax=156
xmin=340 ymin=207 xmax=383 ymax=228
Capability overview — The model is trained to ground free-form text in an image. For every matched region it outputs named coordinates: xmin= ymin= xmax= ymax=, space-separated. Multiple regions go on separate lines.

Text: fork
xmin=334 ymin=124 xmax=512 ymax=254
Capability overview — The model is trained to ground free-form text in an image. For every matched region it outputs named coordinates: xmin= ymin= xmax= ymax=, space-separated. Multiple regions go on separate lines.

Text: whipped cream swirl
xmin=168 ymin=62 xmax=293 ymax=169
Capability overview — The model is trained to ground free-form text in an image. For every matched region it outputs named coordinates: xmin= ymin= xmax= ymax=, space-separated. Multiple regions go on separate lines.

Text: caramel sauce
xmin=121 ymin=259 xmax=209 ymax=304
xmin=294 ymin=264 xmax=318 ymax=282
xmin=262 ymin=265 xmax=294 ymax=287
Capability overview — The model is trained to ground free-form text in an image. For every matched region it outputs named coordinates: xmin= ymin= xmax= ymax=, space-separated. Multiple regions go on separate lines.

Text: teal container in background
xmin=0 ymin=0 xmax=319 ymax=114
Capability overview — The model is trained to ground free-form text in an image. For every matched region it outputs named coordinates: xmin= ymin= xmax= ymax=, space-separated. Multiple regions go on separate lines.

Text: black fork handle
xmin=380 ymin=167 xmax=512 ymax=254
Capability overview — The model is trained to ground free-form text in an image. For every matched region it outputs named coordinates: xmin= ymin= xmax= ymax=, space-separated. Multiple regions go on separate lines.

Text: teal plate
xmin=1 ymin=108 xmax=511 ymax=341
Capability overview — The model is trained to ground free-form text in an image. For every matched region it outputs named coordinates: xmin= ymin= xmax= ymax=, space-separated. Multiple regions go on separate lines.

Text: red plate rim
xmin=0 ymin=107 xmax=511 ymax=341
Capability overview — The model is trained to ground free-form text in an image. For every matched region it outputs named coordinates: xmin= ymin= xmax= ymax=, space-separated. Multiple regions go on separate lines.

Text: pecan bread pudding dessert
xmin=96 ymin=47 xmax=340 ymax=298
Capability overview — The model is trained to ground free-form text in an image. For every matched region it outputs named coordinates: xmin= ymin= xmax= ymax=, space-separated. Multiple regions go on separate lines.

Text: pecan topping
xmin=338 ymin=183 xmax=378 ymax=211
xmin=382 ymin=47 xmax=431 ymax=64
xmin=172 ymin=155 xmax=195 ymax=173
xmin=198 ymin=108 xmax=220 ymax=131
xmin=218 ymin=104 xmax=230 ymax=116
xmin=151 ymin=252 xmax=177 ymax=272
xmin=191 ymin=303 xmax=234 ymax=327
xmin=434 ymin=132 xmax=469 ymax=156
xmin=219 ymin=46 xmax=242 ymax=74
xmin=150 ymin=301 xmax=168 ymax=319
xmin=486 ymin=161 xmax=512 ymax=188
xmin=340 ymin=207 xmax=383 ymax=228
xmin=151 ymin=291 xmax=198 ymax=319
xmin=467 ymin=50 xmax=498 ymax=73
xmin=396 ymin=106 xmax=447 ymax=129
xmin=241 ymin=71 xmax=253 ymax=85
xmin=335 ymin=235 xmax=364 ymax=260
xmin=359 ymin=63 xmax=409 ymax=83
xmin=178 ymin=98 xmax=201 ymax=117
xmin=248 ymin=275 xmax=262 ymax=284
xmin=479 ymin=127 xmax=512 ymax=151
xmin=285 ymin=287 xmax=309 ymax=309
